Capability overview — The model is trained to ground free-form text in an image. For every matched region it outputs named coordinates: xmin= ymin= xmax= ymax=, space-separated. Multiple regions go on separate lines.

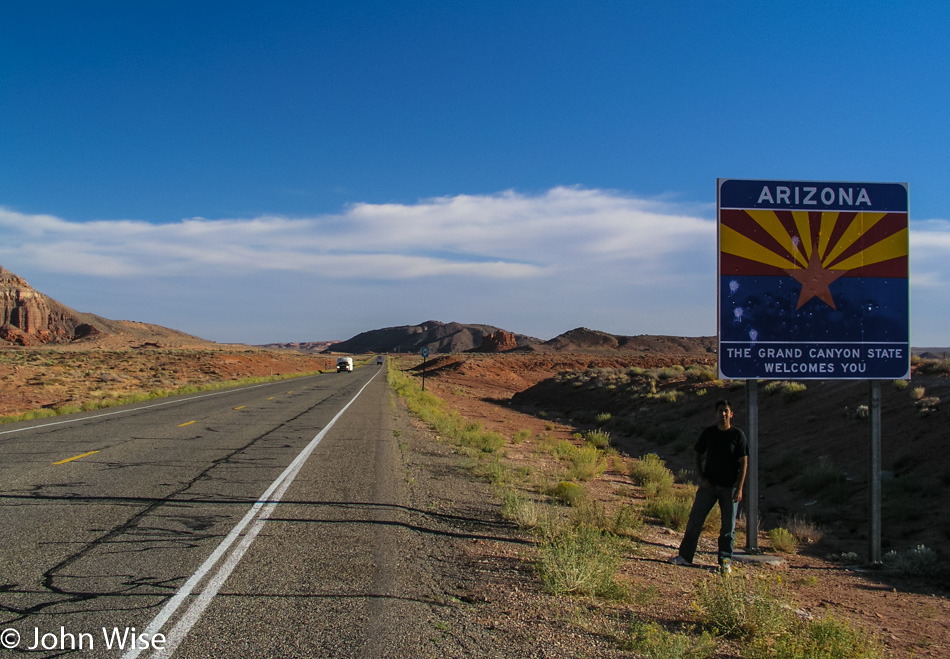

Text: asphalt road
xmin=0 ymin=363 xmax=429 ymax=658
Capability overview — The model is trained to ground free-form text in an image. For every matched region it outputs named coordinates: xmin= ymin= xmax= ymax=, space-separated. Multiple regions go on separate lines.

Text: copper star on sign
xmin=784 ymin=247 xmax=846 ymax=310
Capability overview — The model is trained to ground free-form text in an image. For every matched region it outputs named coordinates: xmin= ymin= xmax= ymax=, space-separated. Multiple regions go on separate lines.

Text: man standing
xmin=670 ymin=399 xmax=749 ymax=574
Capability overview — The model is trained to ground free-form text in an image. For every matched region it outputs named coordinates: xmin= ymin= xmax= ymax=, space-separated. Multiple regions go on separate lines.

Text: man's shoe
xmin=670 ymin=555 xmax=692 ymax=566
xmin=719 ymin=559 xmax=733 ymax=575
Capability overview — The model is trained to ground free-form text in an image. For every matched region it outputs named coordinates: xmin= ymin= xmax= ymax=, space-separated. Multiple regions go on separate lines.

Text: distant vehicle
xmin=376 ymin=355 xmax=384 ymax=365
xmin=337 ymin=357 xmax=354 ymax=372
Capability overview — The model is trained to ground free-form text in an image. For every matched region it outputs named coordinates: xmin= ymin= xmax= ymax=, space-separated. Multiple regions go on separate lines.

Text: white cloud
xmin=0 ymin=188 xmax=713 ymax=280
xmin=4 ymin=192 xmax=948 ymax=345
xmin=909 ymin=219 xmax=950 ymax=288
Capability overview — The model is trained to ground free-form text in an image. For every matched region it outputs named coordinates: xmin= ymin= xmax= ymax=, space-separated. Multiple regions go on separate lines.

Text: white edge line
xmin=123 ymin=369 xmax=380 ymax=659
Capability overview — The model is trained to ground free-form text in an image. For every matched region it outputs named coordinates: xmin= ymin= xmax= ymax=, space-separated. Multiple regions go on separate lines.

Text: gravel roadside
xmin=387 ymin=391 xmax=631 ymax=658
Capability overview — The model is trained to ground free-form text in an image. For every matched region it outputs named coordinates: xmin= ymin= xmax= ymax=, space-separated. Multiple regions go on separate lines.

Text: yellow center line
xmin=178 ymin=420 xmax=197 ymax=427
xmin=233 ymin=405 xmax=246 ymax=410
xmin=267 ymin=397 xmax=275 ymax=400
xmin=53 ymin=450 xmax=100 ymax=465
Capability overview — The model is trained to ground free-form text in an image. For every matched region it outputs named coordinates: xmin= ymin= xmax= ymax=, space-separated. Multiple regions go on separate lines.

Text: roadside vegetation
xmin=388 ymin=359 xmax=892 ymax=658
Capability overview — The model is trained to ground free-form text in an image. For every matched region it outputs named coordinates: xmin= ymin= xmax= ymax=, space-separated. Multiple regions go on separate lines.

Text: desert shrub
xmin=611 ymin=505 xmax=645 ymax=537
xmin=54 ymin=404 xmax=82 ymax=416
xmin=583 ymin=429 xmax=611 ymax=449
xmin=656 ymin=390 xmax=682 ymax=403
xmin=655 ymin=365 xmax=685 ymax=380
xmin=892 ymin=379 xmax=909 ymax=390
xmin=595 ymin=412 xmax=612 ymax=426
xmin=686 ymin=364 xmax=718 ymax=383
xmin=826 ymin=551 xmax=860 ymax=564
xmin=551 ymin=439 xmax=579 ymax=459
xmin=783 ymin=516 xmax=824 ymax=545
xmin=910 ymin=386 xmax=926 ymax=400
xmin=552 ymin=481 xmax=586 ymax=506
xmin=535 ymin=525 xmax=628 ymax=600
xmin=763 ymin=380 xmax=787 ymax=395
xmin=569 ymin=498 xmax=610 ymax=530
xmin=645 ymin=489 xmax=694 ymax=531
xmin=457 ymin=422 xmax=505 ymax=453
xmin=501 ymin=491 xmax=543 ymax=529
xmin=882 ymin=545 xmax=938 ymax=576
xmin=766 ymin=616 xmax=884 ymax=659
xmin=567 ymin=446 xmax=608 ymax=481
xmin=768 ymin=528 xmax=798 ymax=554
xmin=696 ymin=574 xmax=884 ymax=658
xmin=622 ymin=617 xmax=718 ymax=658
xmin=475 ymin=454 xmax=513 ymax=485
xmin=629 ymin=453 xmax=675 ymax=497
xmin=782 ymin=381 xmax=807 ymax=401
xmin=511 ymin=428 xmax=531 ymax=444
xmin=695 ymin=574 xmax=794 ymax=641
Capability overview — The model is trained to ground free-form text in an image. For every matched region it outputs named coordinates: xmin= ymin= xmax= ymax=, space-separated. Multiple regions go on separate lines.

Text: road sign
xmin=717 ymin=179 xmax=909 ymax=380
xmin=420 ymin=346 xmax=430 ymax=359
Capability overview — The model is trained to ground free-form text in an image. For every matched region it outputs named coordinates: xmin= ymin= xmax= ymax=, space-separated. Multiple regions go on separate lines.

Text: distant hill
xmin=0 ymin=265 xmax=216 ymax=348
xmin=330 ymin=321 xmax=542 ymax=354
xmin=257 ymin=341 xmax=341 ymax=353
xmin=330 ymin=321 xmax=716 ymax=356
xmin=531 ymin=327 xmax=717 ymax=355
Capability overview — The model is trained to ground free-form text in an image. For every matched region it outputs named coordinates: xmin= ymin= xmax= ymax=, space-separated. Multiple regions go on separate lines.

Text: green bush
xmin=501 ymin=491 xmax=543 ymax=529
xmin=567 ymin=445 xmax=608 ymax=481
xmin=583 ymin=429 xmax=611 ymax=449
xmin=782 ymin=381 xmax=807 ymax=401
xmin=645 ymin=490 xmax=694 ymax=531
xmin=594 ymin=412 xmax=612 ymax=426
xmin=623 ymin=617 xmax=718 ymax=659
xmin=759 ymin=616 xmax=884 ymax=659
xmin=536 ymin=525 xmax=628 ymax=600
xmin=768 ymin=527 xmax=798 ymax=554
xmin=695 ymin=574 xmax=884 ymax=658
xmin=695 ymin=574 xmax=794 ymax=642
xmin=882 ymin=544 xmax=938 ymax=576
xmin=511 ymin=428 xmax=532 ymax=443
xmin=629 ymin=453 xmax=675 ymax=497
xmin=552 ymin=481 xmax=586 ymax=506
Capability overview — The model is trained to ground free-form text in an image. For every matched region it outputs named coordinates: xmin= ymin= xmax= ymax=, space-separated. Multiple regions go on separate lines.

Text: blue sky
xmin=2 ymin=2 xmax=949 ymax=346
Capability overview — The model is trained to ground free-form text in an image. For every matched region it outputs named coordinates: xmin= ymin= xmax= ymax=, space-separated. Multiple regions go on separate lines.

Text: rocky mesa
xmin=0 ymin=265 xmax=215 ymax=348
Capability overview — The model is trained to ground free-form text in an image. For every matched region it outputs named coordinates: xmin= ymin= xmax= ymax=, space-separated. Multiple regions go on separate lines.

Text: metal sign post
xmin=745 ymin=380 xmax=759 ymax=552
xmin=420 ymin=346 xmax=430 ymax=391
xmin=869 ymin=381 xmax=883 ymax=564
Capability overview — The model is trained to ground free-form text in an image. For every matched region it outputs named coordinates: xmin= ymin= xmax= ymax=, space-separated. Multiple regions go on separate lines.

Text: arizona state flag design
xmin=717 ymin=180 xmax=909 ymax=380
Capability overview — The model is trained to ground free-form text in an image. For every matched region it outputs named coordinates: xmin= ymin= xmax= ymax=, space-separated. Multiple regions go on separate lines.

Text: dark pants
xmin=678 ymin=483 xmax=738 ymax=564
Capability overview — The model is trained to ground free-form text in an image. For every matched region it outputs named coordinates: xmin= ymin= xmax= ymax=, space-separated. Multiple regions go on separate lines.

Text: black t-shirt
xmin=695 ymin=425 xmax=749 ymax=487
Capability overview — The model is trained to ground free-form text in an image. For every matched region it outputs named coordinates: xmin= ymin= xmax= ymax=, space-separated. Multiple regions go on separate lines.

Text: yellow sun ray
xmin=791 ymin=211 xmax=812 ymax=261
xmin=721 ymin=225 xmax=799 ymax=270
xmin=822 ymin=212 xmax=889 ymax=265
xmin=828 ymin=228 xmax=909 ymax=271
xmin=745 ymin=210 xmax=808 ymax=267
xmin=817 ymin=212 xmax=838 ymax=259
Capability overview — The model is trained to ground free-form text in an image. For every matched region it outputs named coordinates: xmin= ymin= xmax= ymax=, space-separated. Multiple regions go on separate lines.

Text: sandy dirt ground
xmin=409 ymin=353 xmax=950 ymax=658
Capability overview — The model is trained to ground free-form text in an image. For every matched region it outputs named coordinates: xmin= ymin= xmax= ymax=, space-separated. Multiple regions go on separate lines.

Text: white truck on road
xmin=336 ymin=357 xmax=354 ymax=372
